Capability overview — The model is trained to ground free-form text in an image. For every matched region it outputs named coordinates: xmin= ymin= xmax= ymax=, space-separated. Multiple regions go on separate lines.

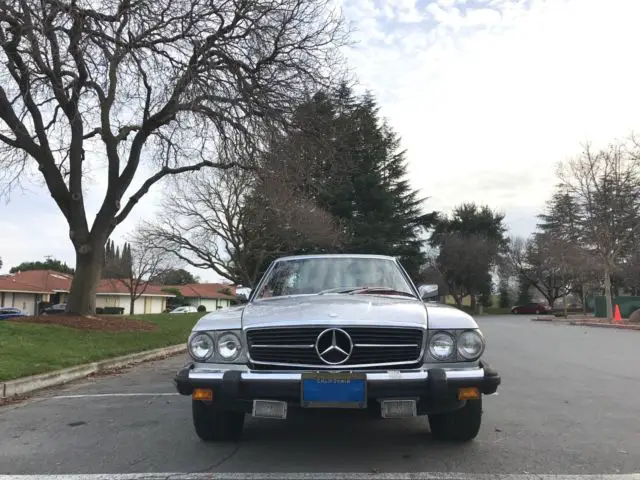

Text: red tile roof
xmin=0 ymin=275 xmax=50 ymax=293
xmin=97 ymin=278 xmax=175 ymax=296
xmin=0 ymin=270 xmax=73 ymax=293
xmin=0 ymin=270 xmax=174 ymax=297
xmin=166 ymin=283 xmax=236 ymax=300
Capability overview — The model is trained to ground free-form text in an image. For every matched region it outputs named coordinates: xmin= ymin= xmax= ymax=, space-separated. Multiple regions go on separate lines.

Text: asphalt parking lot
xmin=0 ymin=315 xmax=639 ymax=478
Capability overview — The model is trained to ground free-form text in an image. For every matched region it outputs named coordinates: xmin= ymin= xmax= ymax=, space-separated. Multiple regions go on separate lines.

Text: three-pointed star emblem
xmin=315 ymin=328 xmax=354 ymax=365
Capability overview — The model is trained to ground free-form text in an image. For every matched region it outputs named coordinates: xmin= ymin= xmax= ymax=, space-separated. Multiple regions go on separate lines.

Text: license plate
xmin=301 ymin=371 xmax=367 ymax=408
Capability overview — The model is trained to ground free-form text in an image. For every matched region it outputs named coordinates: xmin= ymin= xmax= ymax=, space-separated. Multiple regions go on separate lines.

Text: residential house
xmin=95 ymin=278 xmax=175 ymax=314
xmin=167 ymin=283 xmax=237 ymax=312
xmin=0 ymin=270 xmax=174 ymax=315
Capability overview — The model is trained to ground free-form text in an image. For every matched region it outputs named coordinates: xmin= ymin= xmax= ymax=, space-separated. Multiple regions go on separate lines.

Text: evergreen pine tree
xmin=241 ymin=84 xmax=434 ymax=281
xmin=310 ymin=86 xmax=433 ymax=279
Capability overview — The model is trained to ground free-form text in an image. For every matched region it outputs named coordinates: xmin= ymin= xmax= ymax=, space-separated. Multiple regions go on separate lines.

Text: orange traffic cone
xmin=613 ymin=304 xmax=622 ymax=323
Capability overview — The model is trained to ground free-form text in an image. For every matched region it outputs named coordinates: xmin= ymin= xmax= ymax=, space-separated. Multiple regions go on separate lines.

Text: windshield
xmin=254 ymin=257 xmax=416 ymax=299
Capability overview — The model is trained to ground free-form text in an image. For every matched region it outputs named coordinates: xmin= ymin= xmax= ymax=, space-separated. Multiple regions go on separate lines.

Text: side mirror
xmin=418 ymin=284 xmax=438 ymax=301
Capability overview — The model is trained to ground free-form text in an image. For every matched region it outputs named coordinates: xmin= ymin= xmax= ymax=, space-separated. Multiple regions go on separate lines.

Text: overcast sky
xmin=1 ymin=0 xmax=639 ymax=282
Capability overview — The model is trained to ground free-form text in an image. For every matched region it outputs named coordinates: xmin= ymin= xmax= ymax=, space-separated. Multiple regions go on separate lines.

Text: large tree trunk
xmin=130 ymin=297 xmax=135 ymax=315
xmin=603 ymin=263 xmax=613 ymax=321
xmin=66 ymin=240 xmax=106 ymax=315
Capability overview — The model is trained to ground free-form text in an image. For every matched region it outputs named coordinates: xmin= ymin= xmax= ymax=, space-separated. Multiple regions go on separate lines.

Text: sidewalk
xmin=532 ymin=315 xmax=640 ymax=331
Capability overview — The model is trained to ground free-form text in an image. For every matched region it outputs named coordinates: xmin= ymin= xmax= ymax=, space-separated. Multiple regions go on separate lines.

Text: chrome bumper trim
xmin=188 ymin=368 xmax=485 ymax=382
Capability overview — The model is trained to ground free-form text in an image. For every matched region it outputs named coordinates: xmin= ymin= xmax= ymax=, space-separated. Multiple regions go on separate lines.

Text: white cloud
xmin=342 ymin=0 xmax=640 ymax=231
xmin=3 ymin=0 xmax=640 ymax=278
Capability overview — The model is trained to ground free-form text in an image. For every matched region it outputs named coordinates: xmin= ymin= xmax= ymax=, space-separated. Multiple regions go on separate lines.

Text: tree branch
xmin=114 ymin=160 xmax=250 ymax=226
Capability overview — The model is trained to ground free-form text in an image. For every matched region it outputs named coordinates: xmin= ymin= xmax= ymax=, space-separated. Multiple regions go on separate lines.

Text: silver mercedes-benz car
xmin=174 ymin=254 xmax=501 ymax=442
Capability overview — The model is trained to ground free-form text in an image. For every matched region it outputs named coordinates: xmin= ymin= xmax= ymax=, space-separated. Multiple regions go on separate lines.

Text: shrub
xmin=197 ymin=305 xmax=206 ymax=313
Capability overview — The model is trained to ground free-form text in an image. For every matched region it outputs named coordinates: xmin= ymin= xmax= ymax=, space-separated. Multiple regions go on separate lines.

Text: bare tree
xmin=118 ymin=241 xmax=170 ymax=315
xmin=507 ymin=234 xmax=574 ymax=309
xmin=138 ymin=164 xmax=341 ymax=288
xmin=0 ymin=0 xmax=347 ymax=314
xmin=541 ymin=233 xmax=589 ymax=317
xmin=418 ymin=256 xmax=449 ymax=301
xmin=618 ymin=235 xmax=640 ymax=296
xmin=556 ymin=140 xmax=640 ymax=320
xmin=433 ymin=232 xmax=495 ymax=309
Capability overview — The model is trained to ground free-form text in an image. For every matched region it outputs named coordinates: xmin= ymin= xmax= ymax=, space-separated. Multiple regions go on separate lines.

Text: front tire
xmin=192 ymin=400 xmax=245 ymax=442
xmin=428 ymin=398 xmax=482 ymax=442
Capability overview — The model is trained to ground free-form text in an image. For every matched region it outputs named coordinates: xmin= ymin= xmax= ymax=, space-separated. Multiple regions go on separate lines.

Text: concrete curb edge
xmin=568 ymin=321 xmax=640 ymax=331
xmin=1 ymin=344 xmax=186 ymax=399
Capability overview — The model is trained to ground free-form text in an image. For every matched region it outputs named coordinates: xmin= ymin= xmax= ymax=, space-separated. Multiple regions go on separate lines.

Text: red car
xmin=511 ymin=302 xmax=552 ymax=314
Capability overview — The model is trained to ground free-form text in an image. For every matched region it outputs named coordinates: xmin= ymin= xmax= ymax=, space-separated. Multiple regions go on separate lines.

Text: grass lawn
xmin=0 ymin=312 xmax=204 ymax=382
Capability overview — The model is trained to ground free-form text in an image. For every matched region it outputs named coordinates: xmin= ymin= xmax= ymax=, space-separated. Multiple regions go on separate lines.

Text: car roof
xmin=274 ymin=254 xmax=397 ymax=262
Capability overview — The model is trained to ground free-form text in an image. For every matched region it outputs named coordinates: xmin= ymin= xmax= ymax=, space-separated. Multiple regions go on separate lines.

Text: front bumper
xmin=174 ymin=362 xmax=500 ymax=413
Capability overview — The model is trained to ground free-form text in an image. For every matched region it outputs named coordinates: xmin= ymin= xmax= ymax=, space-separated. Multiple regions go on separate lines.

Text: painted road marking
xmin=0 ymin=473 xmax=638 ymax=480
xmin=50 ymin=393 xmax=180 ymax=399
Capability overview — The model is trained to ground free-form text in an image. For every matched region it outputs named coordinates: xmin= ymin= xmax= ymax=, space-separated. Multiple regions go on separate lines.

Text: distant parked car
xmin=41 ymin=303 xmax=67 ymax=315
xmin=169 ymin=305 xmax=198 ymax=314
xmin=0 ymin=307 xmax=27 ymax=320
xmin=511 ymin=303 xmax=552 ymax=315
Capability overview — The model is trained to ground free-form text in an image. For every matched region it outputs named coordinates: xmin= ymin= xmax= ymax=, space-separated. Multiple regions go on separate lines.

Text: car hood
xmin=241 ymin=294 xmax=428 ymax=329
xmin=193 ymin=296 xmax=479 ymax=332
xmin=424 ymin=302 xmax=478 ymax=329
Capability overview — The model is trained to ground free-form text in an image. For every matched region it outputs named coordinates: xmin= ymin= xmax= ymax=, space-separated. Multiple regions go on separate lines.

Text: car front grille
xmin=246 ymin=326 xmax=424 ymax=369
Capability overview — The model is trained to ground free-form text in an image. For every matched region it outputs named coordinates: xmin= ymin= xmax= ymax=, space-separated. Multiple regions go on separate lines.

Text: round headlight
xmin=188 ymin=332 xmax=215 ymax=361
xmin=217 ymin=332 xmax=242 ymax=360
xmin=457 ymin=330 xmax=485 ymax=360
xmin=429 ymin=332 xmax=455 ymax=360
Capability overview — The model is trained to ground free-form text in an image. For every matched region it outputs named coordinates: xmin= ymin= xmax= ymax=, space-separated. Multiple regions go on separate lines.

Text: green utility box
xmin=593 ymin=296 xmax=640 ymax=318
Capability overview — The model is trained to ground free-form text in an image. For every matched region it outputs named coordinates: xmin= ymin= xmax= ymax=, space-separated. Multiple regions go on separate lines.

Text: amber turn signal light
xmin=192 ymin=388 xmax=213 ymax=401
xmin=457 ymin=387 xmax=480 ymax=400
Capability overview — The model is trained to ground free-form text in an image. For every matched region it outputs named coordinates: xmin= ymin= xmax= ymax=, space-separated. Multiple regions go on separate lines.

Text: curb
xmin=1 ymin=344 xmax=186 ymax=399
xmin=569 ymin=321 xmax=640 ymax=331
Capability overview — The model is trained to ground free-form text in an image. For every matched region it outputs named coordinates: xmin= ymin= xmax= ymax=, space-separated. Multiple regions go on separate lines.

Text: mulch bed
xmin=8 ymin=314 xmax=158 ymax=332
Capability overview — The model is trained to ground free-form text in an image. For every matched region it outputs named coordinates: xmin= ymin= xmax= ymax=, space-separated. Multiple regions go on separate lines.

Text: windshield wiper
xmin=317 ymin=286 xmax=366 ymax=295
xmin=347 ymin=287 xmax=416 ymax=298
xmin=317 ymin=286 xmax=416 ymax=298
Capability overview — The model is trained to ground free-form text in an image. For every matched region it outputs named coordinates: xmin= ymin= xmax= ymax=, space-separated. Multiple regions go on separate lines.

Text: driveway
xmin=0 ymin=315 xmax=638 ymax=478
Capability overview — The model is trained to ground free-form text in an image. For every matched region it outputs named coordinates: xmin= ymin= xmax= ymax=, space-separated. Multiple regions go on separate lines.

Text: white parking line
xmin=0 ymin=473 xmax=638 ymax=480
xmin=51 ymin=393 xmax=180 ymax=399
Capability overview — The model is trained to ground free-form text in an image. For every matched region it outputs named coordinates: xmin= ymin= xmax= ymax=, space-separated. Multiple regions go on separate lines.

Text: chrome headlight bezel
xmin=428 ymin=331 xmax=456 ymax=360
xmin=216 ymin=331 xmax=243 ymax=361
xmin=457 ymin=329 xmax=485 ymax=360
xmin=188 ymin=329 xmax=246 ymax=364
xmin=427 ymin=328 xmax=486 ymax=362
xmin=188 ymin=332 xmax=215 ymax=362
